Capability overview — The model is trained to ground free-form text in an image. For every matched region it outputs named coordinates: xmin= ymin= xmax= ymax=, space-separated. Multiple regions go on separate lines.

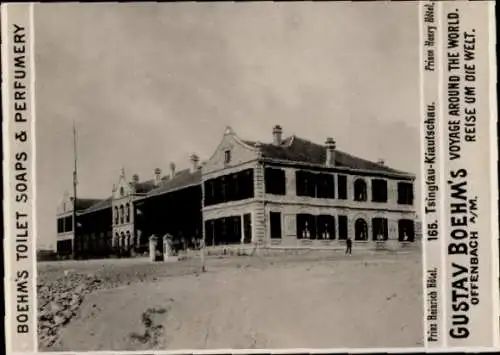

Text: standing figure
xmin=345 ymin=237 xmax=352 ymax=256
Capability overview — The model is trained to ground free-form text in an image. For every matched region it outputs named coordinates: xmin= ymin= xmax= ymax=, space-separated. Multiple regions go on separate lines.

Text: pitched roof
xmin=81 ymin=197 xmax=112 ymax=213
xmin=75 ymin=198 xmax=103 ymax=211
xmin=243 ymin=136 xmax=410 ymax=176
xmin=133 ymin=180 xmax=157 ymax=194
xmin=145 ymin=168 xmax=201 ymax=198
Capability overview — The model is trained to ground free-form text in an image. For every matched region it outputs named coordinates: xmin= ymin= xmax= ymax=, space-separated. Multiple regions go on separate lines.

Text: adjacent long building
xmin=56 ymin=125 xmax=418 ymax=259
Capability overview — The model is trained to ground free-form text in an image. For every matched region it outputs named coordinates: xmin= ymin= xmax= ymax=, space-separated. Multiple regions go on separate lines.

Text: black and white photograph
xmin=33 ymin=2 xmax=424 ymax=351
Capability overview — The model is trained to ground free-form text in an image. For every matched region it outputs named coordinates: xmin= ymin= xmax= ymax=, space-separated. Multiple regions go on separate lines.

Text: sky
xmin=35 ymin=2 xmax=420 ymax=250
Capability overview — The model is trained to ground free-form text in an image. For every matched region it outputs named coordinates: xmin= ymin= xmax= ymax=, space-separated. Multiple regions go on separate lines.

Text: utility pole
xmin=71 ymin=121 xmax=78 ymax=259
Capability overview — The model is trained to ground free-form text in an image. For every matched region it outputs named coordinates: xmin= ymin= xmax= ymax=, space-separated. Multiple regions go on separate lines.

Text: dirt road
xmin=38 ymin=250 xmax=423 ymax=351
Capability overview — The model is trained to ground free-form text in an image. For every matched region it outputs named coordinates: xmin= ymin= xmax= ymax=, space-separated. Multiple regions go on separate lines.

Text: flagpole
xmin=72 ymin=121 xmax=78 ymax=259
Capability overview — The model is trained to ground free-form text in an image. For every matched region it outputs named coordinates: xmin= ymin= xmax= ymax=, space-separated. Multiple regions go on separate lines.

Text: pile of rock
xmin=37 ymin=272 xmax=102 ymax=349
xmin=37 ymin=259 xmax=201 ymax=350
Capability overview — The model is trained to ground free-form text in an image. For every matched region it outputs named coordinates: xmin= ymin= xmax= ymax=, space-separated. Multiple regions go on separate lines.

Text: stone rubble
xmin=37 ymin=259 xmax=201 ymax=350
xmin=37 ymin=272 xmax=100 ymax=349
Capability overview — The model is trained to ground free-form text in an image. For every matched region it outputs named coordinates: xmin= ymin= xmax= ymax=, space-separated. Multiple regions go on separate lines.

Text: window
xmin=372 ymin=179 xmax=388 ymax=203
xmin=225 ymin=174 xmax=238 ymax=201
xmin=337 ymin=175 xmax=347 ymax=200
xmin=297 ymin=214 xmax=316 ymax=239
xmin=114 ymin=206 xmax=119 ymax=225
xmin=397 ymin=182 xmax=414 ymax=205
xmin=224 ymin=150 xmax=231 ymax=164
xmin=372 ymin=218 xmax=388 ymax=240
xmin=125 ymin=203 xmax=130 ymax=223
xmin=203 ymin=169 xmax=254 ymax=206
xmin=64 ymin=216 xmax=73 ymax=232
xmin=126 ymin=231 xmax=132 ymax=249
xmin=354 ymin=218 xmax=368 ymax=240
xmin=114 ymin=232 xmax=120 ymax=248
xmin=265 ymin=168 xmax=286 ymax=195
xmin=296 ymin=214 xmax=335 ymax=240
xmin=220 ymin=176 xmax=227 ymax=202
xmin=120 ymin=205 xmax=124 ymax=224
xmin=120 ymin=232 xmax=126 ymax=250
xmin=205 ymin=216 xmax=242 ymax=246
xmin=57 ymin=218 xmax=64 ymax=234
xmin=296 ymin=170 xmax=314 ymax=197
xmin=120 ymin=186 xmax=125 ymax=197
xmin=240 ymin=169 xmax=255 ymax=200
xmin=270 ymin=212 xmax=282 ymax=239
xmin=398 ymin=219 xmax=415 ymax=241
xmin=338 ymin=215 xmax=348 ymax=240
xmin=204 ymin=180 xmax=215 ymax=206
xmin=230 ymin=216 xmax=242 ymax=244
xmin=317 ymin=215 xmax=335 ymax=240
xmin=243 ymin=214 xmax=252 ymax=244
xmin=296 ymin=170 xmax=334 ymax=198
xmin=205 ymin=220 xmax=215 ymax=247
xmin=316 ymin=173 xmax=335 ymax=198
xmin=354 ymin=179 xmax=367 ymax=201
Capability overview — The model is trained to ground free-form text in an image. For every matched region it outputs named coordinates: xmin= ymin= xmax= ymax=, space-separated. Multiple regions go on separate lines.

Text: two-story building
xmin=202 ymin=125 xmax=416 ymax=249
xmin=74 ymin=197 xmax=112 ymax=258
xmin=134 ymin=157 xmax=202 ymax=254
xmin=56 ymin=161 xmax=203 ymax=258
xmin=110 ymin=168 xmax=159 ymax=256
xmin=56 ymin=193 xmax=104 ymax=258
xmin=55 ymin=124 xmax=417 ymax=258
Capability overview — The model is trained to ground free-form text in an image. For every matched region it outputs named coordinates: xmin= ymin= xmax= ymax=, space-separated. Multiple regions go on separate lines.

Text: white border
xmin=30 ymin=2 xmax=39 ymax=352
xmin=3 ymin=1 xmax=496 ymax=353
xmin=488 ymin=1 xmax=500 ymax=347
xmin=2 ymin=4 xmax=13 ymax=355
xmin=30 ymin=345 xmax=500 ymax=355
xmin=436 ymin=1 xmax=447 ymax=348
xmin=418 ymin=1 xmax=428 ymax=348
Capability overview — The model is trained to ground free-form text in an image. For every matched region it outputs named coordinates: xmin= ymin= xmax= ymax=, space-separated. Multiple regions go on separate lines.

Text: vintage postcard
xmin=2 ymin=1 xmax=498 ymax=354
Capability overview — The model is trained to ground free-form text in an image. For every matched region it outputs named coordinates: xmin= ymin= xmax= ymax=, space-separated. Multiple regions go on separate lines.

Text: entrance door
xmin=270 ymin=212 xmax=282 ymax=239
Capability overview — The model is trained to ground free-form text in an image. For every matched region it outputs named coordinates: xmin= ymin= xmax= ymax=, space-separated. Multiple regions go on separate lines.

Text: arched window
xmin=114 ymin=206 xmax=119 ymax=225
xmin=126 ymin=230 xmax=132 ymax=249
xmin=120 ymin=232 xmax=126 ymax=251
xmin=354 ymin=179 xmax=367 ymax=201
xmin=355 ymin=218 xmax=368 ymax=241
xmin=125 ymin=203 xmax=130 ymax=223
xmin=120 ymin=205 xmax=124 ymax=224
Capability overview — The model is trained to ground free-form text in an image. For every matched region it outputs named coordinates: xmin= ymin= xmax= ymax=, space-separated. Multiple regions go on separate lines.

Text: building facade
xmin=202 ymin=125 xmax=416 ymax=249
xmin=56 ymin=193 xmax=105 ymax=258
xmin=55 ymin=125 xmax=418 ymax=258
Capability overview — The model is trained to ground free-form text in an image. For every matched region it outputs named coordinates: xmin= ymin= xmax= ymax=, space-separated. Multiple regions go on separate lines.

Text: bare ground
xmin=37 ymin=249 xmax=423 ymax=351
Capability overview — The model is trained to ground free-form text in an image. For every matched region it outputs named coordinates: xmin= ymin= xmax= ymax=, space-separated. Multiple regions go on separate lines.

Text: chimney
xmin=132 ymin=174 xmax=139 ymax=184
xmin=272 ymin=125 xmax=283 ymax=146
xmin=190 ymin=154 xmax=199 ymax=173
xmin=154 ymin=168 xmax=162 ymax=186
xmin=325 ymin=137 xmax=336 ymax=167
xmin=377 ymin=159 xmax=385 ymax=166
xmin=169 ymin=162 xmax=176 ymax=179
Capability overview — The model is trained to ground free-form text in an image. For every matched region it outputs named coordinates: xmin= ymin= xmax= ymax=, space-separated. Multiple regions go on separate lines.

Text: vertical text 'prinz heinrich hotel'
xmin=55 ymin=125 xmax=418 ymax=259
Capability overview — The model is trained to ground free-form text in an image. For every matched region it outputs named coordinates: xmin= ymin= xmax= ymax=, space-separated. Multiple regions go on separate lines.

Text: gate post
xmin=149 ymin=235 xmax=158 ymax=262
xmin=163 ymin=234 xmax=172 ymax=261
